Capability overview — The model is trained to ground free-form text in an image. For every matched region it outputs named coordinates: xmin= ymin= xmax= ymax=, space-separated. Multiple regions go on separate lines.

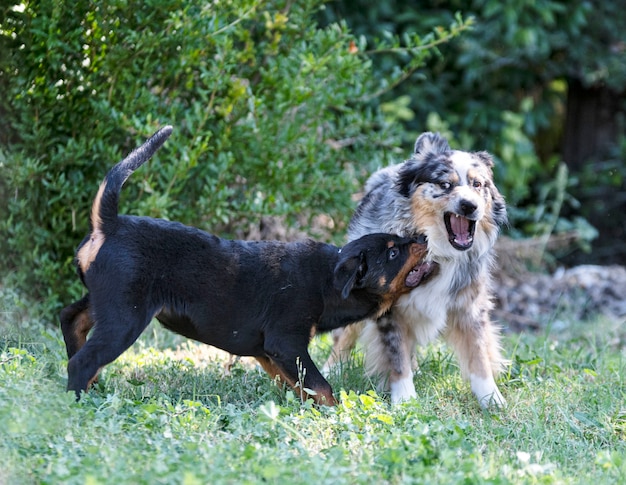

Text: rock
xmin=493 ymin=237 xmax=626 ymax=331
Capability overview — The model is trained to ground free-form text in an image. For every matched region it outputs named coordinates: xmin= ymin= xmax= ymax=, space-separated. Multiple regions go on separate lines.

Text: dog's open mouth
xmin=444 ymin=212 xmax=476 ymax=251
xmin=405 ymin=261 xmax=439 ymax=288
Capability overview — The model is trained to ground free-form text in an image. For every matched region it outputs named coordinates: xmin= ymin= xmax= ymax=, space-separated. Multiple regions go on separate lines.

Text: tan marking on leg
xmin=255 ymin=356 xmax=337 ymax=406
xmin=309 ymin=386 xmax=337 ymax=406
xmin=255 ymin=355 xmax=296 ymax=387
xmin=90 ymin=180 xmax=105 ymax=231
xmin=73 ymin=311 xmax=94 ymax=351
xmin=87 ymin=368 xmax=102 ymax=387
xmin=445 ymin=303 xmax=507 ymax=407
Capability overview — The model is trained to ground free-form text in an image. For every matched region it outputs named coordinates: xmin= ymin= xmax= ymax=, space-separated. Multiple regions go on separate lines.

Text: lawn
xmin=1 ymin=292 xmax=625 ymax=484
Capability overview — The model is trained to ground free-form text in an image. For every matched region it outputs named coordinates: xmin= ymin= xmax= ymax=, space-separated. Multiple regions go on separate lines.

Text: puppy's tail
xmin=90 ymin=125 xmax=173 ymax=234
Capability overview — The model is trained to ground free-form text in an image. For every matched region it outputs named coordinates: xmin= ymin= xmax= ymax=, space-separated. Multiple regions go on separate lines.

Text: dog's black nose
xmin=459 ymin=199 xmax=478 ymax=216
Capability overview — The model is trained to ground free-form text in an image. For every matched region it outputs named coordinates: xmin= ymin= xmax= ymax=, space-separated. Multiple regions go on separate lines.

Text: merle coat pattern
xmin=324 ymin=132 xmax=508 ymax=408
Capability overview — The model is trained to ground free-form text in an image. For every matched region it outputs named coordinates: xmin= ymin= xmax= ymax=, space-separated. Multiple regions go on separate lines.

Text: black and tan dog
xmin=60 ymin=126 xmax=438 ymax=405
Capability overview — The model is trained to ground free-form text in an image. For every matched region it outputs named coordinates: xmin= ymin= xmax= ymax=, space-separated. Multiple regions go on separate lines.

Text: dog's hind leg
xmin=445 ymin=307 xmax=507 ymax=408
xmin=66 ymin=305 xmax=153 ymax=399
xmin=60 ymin=294 xmax=94 ymax=359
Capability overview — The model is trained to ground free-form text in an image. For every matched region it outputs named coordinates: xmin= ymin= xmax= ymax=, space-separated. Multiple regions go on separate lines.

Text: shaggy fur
xmin=60 ymin=126 xmax=440 ymax=406
xmin=323 ymin=132 xmax=508 ymax=408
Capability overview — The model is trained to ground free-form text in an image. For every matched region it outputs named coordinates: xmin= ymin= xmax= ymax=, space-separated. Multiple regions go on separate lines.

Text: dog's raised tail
xmin=77 ymin=126 xmax=172 ymax=273
xmin=92 ymin=125 xmax=173 ymax=233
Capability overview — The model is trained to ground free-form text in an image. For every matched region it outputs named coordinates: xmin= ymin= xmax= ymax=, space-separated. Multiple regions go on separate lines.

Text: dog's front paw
xmin=479 ymin=389 xmax=507 ymax=409
xmin=390 ymin=374 xmax=417 ymax=404
xmin=471 ymin=374 xmax=506 ymax=409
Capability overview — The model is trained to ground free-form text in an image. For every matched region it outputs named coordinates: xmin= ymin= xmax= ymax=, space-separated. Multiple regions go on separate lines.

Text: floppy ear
xmin=333 ymin=251 xmax=368 ymax=299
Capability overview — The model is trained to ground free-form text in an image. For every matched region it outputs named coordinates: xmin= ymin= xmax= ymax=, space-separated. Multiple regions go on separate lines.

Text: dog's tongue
xmin=406 ymin=261 xmax=436 ymax=287
xmin=450 ymin=215 xmax=472 ymax=246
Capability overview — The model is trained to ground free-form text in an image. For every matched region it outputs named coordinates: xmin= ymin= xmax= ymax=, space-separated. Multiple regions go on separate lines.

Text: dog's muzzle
xmin=444 ymin=212 xmax=476 ymax=251
xmin=405 ymin=260 xmax=439 ymax=287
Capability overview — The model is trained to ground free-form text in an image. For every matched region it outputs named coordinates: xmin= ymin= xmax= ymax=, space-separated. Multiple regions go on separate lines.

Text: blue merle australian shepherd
xmin=324 ymin=132 xmax=508 ymax=408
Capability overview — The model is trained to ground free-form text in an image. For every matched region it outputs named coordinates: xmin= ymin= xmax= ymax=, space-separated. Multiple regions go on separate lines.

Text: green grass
xmin=1 ymin=296 xmax=625 ymax=484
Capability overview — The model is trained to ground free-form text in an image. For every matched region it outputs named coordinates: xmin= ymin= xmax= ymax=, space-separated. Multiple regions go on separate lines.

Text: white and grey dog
xmin=324 ymin=132 xmax=508 ymax=408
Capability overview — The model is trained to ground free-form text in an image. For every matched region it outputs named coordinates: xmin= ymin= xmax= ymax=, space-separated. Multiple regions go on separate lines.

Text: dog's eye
xmin=473 ymin=180 xmax=482 ymax=188
xmin=388 ymin=247 xmax=399 ymax=260
xmin=439 ymin=182 xmax=451 ymax=190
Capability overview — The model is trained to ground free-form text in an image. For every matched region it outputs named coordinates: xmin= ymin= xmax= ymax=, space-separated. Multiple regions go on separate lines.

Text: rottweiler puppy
xmin=60 ymin=126 xmax=438 ymax=405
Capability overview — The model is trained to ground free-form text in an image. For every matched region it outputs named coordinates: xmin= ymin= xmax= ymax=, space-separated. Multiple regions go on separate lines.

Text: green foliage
xmin=321 ymin=0 xmax=626 ymax=248
xmin=2 ymin=311 xmax=626 ymax=484
xmin=0 ymin=0 xmax=467 ymax=317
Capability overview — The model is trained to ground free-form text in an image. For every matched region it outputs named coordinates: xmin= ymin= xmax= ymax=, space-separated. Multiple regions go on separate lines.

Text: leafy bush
xmin=0 ymin=0 xmax=468 ymax=317
xmin=321 ymin=0 xmax=626 ymax=254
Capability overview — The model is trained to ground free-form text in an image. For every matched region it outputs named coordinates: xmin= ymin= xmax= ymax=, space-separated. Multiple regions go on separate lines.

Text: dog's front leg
xmin=359 ymin=315 xmax=416 ymax=404
xmin=258 ymin=347 xmax=337 ymax=406
xmin=377 ymin=314 xmax=417 ymax=404
xmin=445 ymin=307 xmax=507 ymax=408
xmin=66 ymin=304 xmax=154 ymax=399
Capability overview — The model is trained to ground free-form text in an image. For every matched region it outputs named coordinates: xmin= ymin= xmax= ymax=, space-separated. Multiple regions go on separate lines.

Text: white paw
xmin=390 ymin=374 xmax=417 ymax=404
xmin=470 ymin=374 xmax=506 ymax=408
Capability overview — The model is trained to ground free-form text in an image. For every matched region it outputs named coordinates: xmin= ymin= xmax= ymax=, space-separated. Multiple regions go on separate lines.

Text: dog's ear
xmin=413 ymin=132 xmax=451 ymax=160
xmin=475 ymin=151 xmax=495 ymax=169
xmin=397 ymin=161 xmax=433 ymax=198
xmin=476 ymin=151 xmax=508 ymax=227
xmin=334 ymin=251 xmax=368 ymax=299
xmin=490 ymin=184 xmax=508 ymax=227
xmin=398 ymin=133 xmax=452 ymax=197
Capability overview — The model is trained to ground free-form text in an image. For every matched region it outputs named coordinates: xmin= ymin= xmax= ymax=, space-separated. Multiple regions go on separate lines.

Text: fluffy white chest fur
xmin=393 ymin=260 xmax=458 ymax=345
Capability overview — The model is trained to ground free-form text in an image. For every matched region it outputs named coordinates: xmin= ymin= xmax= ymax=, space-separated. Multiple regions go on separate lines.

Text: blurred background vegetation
xmin=320 ymin=0 xmax=626 ymax=264
xmin=1 ymin=0 xmax=624 ymax=319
